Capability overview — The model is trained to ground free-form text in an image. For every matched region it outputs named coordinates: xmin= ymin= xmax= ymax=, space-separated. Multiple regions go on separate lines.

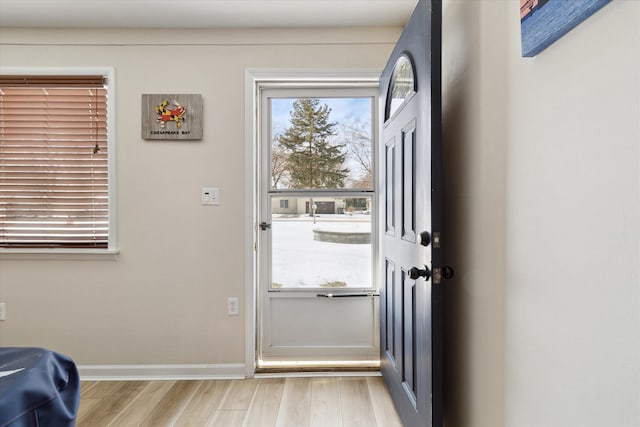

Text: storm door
xmin=257 ymin=85 xmax=380 ymax=367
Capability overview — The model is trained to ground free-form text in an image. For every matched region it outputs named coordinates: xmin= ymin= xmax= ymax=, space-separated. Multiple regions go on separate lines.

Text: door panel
xmin=385 ymin=140 xmax=396 ymax=235
xmin=379 ymin=1 xmax=443 ymax=426
xmin=384 ymin=259 xmax=397 ymax=367
xmin=402 ymin=121 xmax=417 ymax=242
xmin=269 ymin=297 xmax=376 ymax=347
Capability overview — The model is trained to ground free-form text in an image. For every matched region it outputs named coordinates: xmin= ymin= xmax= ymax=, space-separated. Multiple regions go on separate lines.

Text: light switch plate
xmin=228 ymin=297 xmax=239 ymax=315
xmin=201 ymin=187 xmax=220 ymax=205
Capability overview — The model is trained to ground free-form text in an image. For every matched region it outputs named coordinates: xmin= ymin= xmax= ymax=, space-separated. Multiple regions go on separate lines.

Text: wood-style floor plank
xmin=77 ymin=381 xmax=149 ymax=427
xmin=309 ymin=377 xmax=343 ymax=427
xmin=275 ymin=377 xmax=312 ymax=427
xmin=80 ymin=380 xmax=125 ymax=399
xmin=139 ymin=380 xmax=202 ymax=427
xmin=218 ymin=378 xmax=259 ymax=410
xmin=206 ymin=409 xmax=246 ymax=427
xmin=80 ymin=381 xmax=98 ymax=397
xmin=243 ymin=378 xmax=285 ymax=427
xmin=174 ymin=380 xmax=231 ymax=427
xmin=105 ymin=380 xmax=175 ymax=427
xmin=338 ymin=378 xmax=377 ymax=427
xmin=76 ymin=398 xmax=102 ymax=423
xmin=366 ymin=376 xmax=403 ymax=427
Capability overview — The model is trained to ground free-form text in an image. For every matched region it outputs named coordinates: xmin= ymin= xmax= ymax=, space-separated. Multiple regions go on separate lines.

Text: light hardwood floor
xmin=78 ymin=376 xmax=403 ymax=427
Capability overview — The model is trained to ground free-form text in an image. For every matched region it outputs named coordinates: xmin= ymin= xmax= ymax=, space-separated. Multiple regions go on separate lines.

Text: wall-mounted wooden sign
xmin=141 ymin=94 xmax=203 ymax=140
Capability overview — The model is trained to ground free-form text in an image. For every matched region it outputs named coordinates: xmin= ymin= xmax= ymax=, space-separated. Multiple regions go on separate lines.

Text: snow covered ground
xmin=271 ymin=214 xmax=372 ymax=288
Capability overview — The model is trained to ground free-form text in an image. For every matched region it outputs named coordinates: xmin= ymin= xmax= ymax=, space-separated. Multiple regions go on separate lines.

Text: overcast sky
xmin=270 ymin=97 xmax=373 ymax=138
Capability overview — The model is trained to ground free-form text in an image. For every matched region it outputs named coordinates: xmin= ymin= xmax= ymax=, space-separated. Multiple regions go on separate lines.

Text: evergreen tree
xmin=278 ymin=99 xmax=349 ymax=189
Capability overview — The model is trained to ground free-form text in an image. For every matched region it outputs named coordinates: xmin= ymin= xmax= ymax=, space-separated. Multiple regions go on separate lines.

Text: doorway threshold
xmin=255 ymin=360 xmax=380 ymax=376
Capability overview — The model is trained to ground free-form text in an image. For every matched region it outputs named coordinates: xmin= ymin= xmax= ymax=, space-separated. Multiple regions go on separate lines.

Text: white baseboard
xmin=78 ymin=363 xmax=245 ymax=381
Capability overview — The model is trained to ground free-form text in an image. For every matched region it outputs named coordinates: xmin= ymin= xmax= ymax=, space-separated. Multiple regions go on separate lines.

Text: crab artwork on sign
xmin=155 ymin=100 xmax=187 ymax=129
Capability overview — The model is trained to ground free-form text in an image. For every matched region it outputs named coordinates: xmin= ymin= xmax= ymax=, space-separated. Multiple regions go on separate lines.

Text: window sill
xmin=0 ymin=248 xmax=120 ymax=261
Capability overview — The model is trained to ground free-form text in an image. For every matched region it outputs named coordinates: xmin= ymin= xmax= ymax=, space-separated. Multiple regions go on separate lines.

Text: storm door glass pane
xmin=270 ymin=97 xmax=373 ymax=190
xmin=271 ymin=196 xmax=372 ymax=289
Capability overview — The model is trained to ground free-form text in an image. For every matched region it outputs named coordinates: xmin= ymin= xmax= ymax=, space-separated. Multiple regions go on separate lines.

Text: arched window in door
xmin=385 ymin=54 xmax=416 ymax=121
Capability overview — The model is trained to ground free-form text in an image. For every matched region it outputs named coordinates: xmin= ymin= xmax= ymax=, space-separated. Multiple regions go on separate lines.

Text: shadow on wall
xmin=441 ymin=6 xmax=473 ymax=422
xmin=441 ymin=1 xmax=508 ymax=426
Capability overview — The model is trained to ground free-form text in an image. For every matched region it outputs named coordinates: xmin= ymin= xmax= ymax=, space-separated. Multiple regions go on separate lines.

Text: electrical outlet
xmin=227 ymin=297 xmax=239 ymax=315
xmin=0 ymin=303 xmax=5 ymax=321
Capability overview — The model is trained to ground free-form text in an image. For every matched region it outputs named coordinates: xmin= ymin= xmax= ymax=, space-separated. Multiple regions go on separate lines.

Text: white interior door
xmin=257 ymin=85 xmax=380 ymax=368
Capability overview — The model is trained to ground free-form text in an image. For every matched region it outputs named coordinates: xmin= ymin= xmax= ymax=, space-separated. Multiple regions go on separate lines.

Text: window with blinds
xmin=0 ymin=74 xmax=110 ymax=249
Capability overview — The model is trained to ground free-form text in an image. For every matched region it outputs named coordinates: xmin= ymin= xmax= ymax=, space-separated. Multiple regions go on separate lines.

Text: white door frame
xmin=244 ymin=69 xmax=381 ymax=377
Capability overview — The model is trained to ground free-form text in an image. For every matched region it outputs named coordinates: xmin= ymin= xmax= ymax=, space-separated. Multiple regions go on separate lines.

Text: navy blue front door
xmin=379 ymin=1 xmax=444 ymax=426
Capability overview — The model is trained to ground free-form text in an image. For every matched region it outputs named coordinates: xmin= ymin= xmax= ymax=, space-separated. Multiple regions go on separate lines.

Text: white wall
xmin=0 ymin=27 xmax=398 ymax=366
xmin=505 ymin=0 xmax=640 ymax=425
xmin=442 ymin=0 xmax=640 ymax=426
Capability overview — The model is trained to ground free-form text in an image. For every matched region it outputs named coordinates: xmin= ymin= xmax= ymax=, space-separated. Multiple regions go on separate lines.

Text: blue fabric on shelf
xmin=0 ymin=347 xmax=80 ymax=427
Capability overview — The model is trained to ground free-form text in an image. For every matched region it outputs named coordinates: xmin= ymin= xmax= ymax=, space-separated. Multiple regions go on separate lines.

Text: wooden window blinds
xmin=0 ymin=75 xmax=109 ymax=248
